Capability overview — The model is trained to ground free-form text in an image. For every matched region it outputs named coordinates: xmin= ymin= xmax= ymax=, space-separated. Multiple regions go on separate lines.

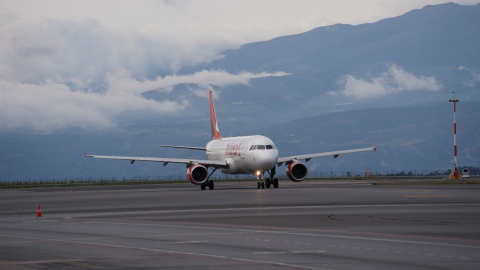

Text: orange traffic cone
xmin=36 ymin=205 xmax=42 ymax=217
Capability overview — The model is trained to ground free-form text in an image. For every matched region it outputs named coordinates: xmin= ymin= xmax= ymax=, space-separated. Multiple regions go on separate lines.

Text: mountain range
xmin=1 ymin=2 xmax=480 ymax=180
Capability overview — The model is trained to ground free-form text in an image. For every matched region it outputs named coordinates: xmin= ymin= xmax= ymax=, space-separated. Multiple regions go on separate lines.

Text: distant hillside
xmin=0 ymin=101 xmax=478 ymax=180
xmin=260 ymin=101 xmax=480 ymax=174
xmin=177 ymin=2 xmax=480 ymax=123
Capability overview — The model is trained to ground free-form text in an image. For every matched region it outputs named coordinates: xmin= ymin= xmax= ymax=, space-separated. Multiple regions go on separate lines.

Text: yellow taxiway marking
xmin=404 ymin=195 xmax=452 ymax=198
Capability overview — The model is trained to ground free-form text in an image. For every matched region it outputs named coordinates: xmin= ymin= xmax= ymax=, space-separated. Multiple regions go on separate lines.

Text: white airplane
xmin=86 ymin=91 xmax=376 ymax=190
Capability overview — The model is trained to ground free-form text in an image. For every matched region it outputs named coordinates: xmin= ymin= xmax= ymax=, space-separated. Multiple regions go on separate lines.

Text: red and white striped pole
xmin=449 ymin=92 xmax=459 ymax=179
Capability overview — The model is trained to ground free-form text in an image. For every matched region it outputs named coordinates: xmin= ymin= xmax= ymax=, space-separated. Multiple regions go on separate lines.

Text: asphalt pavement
xmin=1 ymin=180 xmax=479 ymax=269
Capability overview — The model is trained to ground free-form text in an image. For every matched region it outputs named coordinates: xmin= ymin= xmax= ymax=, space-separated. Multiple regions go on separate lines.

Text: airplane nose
xmin=257 ymin=151 xmax=277 ymax=170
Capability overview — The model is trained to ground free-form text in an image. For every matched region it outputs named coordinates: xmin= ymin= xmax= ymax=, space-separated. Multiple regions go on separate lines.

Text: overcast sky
xmin=3 ymin=0 xmax=480 ymax=45
xmin=1 ymin=0 xmax=479 ymax=131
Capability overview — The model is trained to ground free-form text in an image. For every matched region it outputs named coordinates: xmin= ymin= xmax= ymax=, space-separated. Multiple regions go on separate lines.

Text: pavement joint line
xmin=0 ymin=234 xmax=334 ymax=270
xmin=7 ymin=221 xmax=480 ymax=250
xmin=81 ymin=217 xmax=480 ymax=245
xmin=202 ymin=235 xmax=472 ymax=260
xmin=108 ymin=220 xmax=480 ymax=247
xmin=1 ymin=228 xmax=250 ymax=244
xmin=0 ymin=258 xmax=86 ymax=266
xmin=32 ymin=202 xmax=480 ymax=219
xmin=16 ymin=223 xmax=252 ymax=239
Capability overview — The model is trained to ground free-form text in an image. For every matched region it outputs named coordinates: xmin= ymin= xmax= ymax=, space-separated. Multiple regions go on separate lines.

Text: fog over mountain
xmin=1 ymin=3 xmax=479 ymax=180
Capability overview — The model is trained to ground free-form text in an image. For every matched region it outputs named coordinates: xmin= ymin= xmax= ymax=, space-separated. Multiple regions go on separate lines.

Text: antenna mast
xmin=448 ymin=92 xmax=459 ymax=179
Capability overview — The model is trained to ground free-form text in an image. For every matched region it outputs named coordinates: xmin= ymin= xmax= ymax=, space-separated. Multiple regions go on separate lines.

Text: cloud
xmin=0 ymin=70 xmax=286 ymax=131
xmin=0 ymin=17 xmax=235 ymax=86
xmin=106 ymin=70 xmax=288 ymax=95
xmin=0 ymin=16 xmax=288 ymax=131
xmin=0 ymin=79 xmax=187 ymax=130
xmin=459 ymin=66 xmax=480 ymax=87
xmin=338 ymin=65 xmax=442 ymax=99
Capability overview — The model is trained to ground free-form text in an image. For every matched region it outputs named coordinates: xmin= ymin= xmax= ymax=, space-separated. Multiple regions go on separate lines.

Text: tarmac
xmin=1 ymin=180 xmax=479 ymax=269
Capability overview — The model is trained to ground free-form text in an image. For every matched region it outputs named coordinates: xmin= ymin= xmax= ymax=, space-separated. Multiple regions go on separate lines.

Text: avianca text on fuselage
xmin=86 ymin=91 xmax=376 ymax=190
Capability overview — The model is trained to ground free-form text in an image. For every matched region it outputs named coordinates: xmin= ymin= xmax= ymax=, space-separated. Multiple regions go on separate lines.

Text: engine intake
xmin=286 ymin=162 xmax=308 ymax=182
xmin=187 ymin=165 xmax=208 ymax=185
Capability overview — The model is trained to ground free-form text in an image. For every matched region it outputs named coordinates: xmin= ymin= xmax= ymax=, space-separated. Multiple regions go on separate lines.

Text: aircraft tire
xmin=261 ymin=182 xmax=265 ymax=189
xmin=257 ymin=182 xmax=260 ymax=189
xmin=273 ymin=178 xmax=278 ymax=188
xmin=201 ymin=182 xmax=206 ymax=190
xmin=266 ymin=178 xmax=271 ymax=188
xmin=208 ymin=180 xmax=214 ymax=190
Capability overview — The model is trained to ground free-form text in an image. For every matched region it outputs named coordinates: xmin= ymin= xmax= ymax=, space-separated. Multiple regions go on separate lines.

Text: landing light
xmin=256 ymin=170 xmax=261 ymax=176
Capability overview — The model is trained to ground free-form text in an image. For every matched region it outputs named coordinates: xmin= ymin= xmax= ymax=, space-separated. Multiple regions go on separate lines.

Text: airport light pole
xmin=448 ymin=92 xmax=459 ymax=179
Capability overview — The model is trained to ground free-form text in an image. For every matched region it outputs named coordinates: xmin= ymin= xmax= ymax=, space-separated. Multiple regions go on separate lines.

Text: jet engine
xmin=187 ymin=165 xmax=208 ymax=185
xmin=286 ymin=162 xmax=308 ymax=182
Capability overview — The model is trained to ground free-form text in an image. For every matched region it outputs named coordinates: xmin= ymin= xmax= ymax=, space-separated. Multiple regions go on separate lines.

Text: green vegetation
xmin=3 ymin=174 xmax=477 ymax=189
xmin=372 ymin=180 xmax=480 ymax=185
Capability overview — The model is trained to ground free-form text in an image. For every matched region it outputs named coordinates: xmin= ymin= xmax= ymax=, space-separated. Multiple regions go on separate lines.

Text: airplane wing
xmin=85 ymin=154 xmax=227 ymax=168
xmin=277 ymin=145 xmax=376 ymax=166
xmin=160 ymin=145 xmax=207 ymax=151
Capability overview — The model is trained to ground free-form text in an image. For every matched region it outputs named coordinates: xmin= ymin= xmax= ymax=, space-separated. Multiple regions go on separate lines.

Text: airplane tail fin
xmin=209 ymin=91 xmax=222 ymax=140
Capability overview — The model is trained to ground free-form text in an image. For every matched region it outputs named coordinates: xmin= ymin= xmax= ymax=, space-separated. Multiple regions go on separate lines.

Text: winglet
xmin=209 ymin=91 xmax=222 ymax=140
xmin=84 ymin=152 xmax=87 ymax=160
xmin=373 ymin=144 xmax=376 ymax=152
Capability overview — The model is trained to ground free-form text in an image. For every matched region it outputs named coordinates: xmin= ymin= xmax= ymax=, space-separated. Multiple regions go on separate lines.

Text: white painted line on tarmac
xmin=292 ymin=251 xmax=326 ymax=254
xmin=254 ymin=250 xmax=325 ymax=255
xmin=67 ymin=202 xmax=480 ymax=218
xmin=13 ymin=220 xmax=480 ymax=250
xmin=101 ymin=222 xmax=480 ymax=250
xmin=171 ymin=241 xmax=208 ymax=244
xmin=1 ymin=234 xmax=334 ymax=270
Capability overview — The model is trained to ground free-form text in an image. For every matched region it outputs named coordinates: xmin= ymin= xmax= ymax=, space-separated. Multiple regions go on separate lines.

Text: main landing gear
xmin=201 ymin=168 xmax=217 ymax=190
xmin=201 ymin=180 xmax=214 ymax=190
xmin=258 ymin=167 xmax=279 ymax=189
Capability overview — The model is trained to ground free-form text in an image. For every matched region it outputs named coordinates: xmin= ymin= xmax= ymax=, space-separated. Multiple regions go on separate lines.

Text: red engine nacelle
xmin=187 ymin=165 xmax=208 ymax=185
xmin=286 ymin=162 xmax=308 ymax=182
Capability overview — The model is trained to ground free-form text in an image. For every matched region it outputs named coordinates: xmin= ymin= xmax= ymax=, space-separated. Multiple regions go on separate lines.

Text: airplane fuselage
xmin=206 ymin=135 xmax=278 ymax=175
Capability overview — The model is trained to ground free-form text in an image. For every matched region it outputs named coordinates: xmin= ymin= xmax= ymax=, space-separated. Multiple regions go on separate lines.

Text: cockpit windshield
xmin=249 ymin=144 xmax=276 ymax=150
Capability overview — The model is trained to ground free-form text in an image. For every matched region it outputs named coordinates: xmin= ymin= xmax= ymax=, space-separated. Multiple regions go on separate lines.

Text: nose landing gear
xmin=256 ymin=170 xmax=265 ymax=189
xmin=256 ymin=167 xmax=279 ymax=189
xmin=257 ymin=181 xmax=265 ymax=189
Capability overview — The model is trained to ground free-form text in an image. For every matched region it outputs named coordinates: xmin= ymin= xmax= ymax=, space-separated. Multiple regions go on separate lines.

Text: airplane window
xmin=251 ymin=145 xmax=257 ymax=150
xmin=257 ymin=145 xmax=266 ymax=150
xmin=266 ymin=145 xmax=273 ymax=149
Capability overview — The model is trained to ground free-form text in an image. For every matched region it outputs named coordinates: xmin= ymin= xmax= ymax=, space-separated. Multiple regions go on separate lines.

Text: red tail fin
xmin=209 ymin=91 xmax=222 ymax=140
